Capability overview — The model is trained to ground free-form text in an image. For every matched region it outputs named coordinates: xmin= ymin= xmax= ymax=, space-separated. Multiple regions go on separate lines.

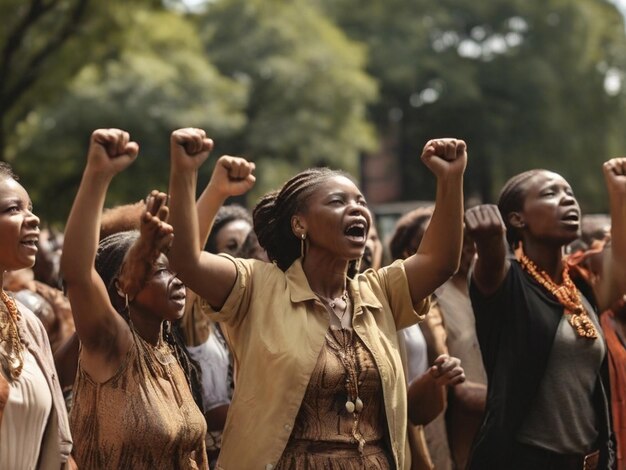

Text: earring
xmin=301 ymin=233 xmax=306 ymax=260
xmin=354 ymin=257 xmax=361 ymax=274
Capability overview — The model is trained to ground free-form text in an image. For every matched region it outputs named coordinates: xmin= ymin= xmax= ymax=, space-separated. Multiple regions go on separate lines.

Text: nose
xmin=347 ymin=200 xmax=371 ymax=218
xmin=26 ymin=209 xmax=40 ymax=228
xmin=560 ymin=190 xmax=577 ymax=206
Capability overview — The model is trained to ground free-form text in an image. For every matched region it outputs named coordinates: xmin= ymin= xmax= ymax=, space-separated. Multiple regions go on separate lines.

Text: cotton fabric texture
xmin=0 ymin=300 xmax=72 ymax=468
xmin=468 ymin=261 xmax=614 ymax=469
xmin=202 ymin=255 xmax=429 ymax=470
xmin=70 ymin=328 xmax=208 ymax=469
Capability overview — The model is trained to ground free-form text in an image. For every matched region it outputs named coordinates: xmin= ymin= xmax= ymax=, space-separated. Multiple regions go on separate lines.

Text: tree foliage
xmin=197 ymin=0 xmax=378 ymax=194
xmin=3 ymin=0 xmax=626 ymax=224
xmin=12 ymin=7 xmax=247 ymax=223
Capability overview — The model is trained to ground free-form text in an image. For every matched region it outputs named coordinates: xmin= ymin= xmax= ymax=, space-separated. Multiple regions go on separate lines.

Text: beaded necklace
xmin=0 ymin=290 xmax=24 ymax=379
xmin=518 ymin=253 xmax=598 ymax=339
xmin=325 ymin=328 xmax=367 ymax=454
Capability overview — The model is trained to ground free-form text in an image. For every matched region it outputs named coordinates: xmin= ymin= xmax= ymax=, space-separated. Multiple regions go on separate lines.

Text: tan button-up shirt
xmin=202 ymin=256 xmax=429 ymax=469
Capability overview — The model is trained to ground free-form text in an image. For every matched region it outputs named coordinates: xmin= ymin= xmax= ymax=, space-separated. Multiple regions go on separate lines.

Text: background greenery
xmin=2 ymin=0 xmax=625 ymax=224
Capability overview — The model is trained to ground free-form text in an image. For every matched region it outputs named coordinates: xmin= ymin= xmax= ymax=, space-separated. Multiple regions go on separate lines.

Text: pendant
xmin=355 ymin=397 xmax=363 ymax=412
xmin=345 ymin=400 xmax=355 ymax=413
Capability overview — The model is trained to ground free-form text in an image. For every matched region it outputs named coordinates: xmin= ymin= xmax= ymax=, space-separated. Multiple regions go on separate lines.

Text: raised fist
xmin=170 ymin=128 xmax=214 ymax=172
xmin=87 ymin=129 xmax=138 ymax=175
xmin=208 ymin=155 xmax=256 ymax=199
xmin=420 ymin=138 xmax=467 ymax=179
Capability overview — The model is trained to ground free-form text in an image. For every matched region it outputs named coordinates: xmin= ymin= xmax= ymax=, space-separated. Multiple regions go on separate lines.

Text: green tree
xmin=0 ymin=0 xmax=164 ymax=162
xmin=318 ymin=0 xmax=626 ymax=211
xmin=197 ymin=0 xmax=378 ymax=194
xmin=12 ymin=8 xmax=247 ymax=223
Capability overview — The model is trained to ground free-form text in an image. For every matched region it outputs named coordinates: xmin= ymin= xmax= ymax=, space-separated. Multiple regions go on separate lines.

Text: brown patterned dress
xmin=275 ymin=328 xmax=393 ymax=469
xmin=70 ymin=329 xmax=208 ymax=469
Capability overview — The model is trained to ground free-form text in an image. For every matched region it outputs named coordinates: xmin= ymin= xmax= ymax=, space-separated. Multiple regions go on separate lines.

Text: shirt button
xmin=284 ymin=424 xmax=291 ymax=431
xmin=265 ymin=464 xmax=274 ymax=470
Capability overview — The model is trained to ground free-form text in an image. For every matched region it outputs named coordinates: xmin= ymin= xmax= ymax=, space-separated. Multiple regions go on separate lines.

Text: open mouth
xmin=20 ymin=236 xmax=39 ymax=249
xmin=344 ymin=221 xmax=367 ymax=243
xmin=561 ymin=210 xmax=580 ymax=222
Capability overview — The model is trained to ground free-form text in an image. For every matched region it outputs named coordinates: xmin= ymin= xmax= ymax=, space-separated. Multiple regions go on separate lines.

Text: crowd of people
xmin=0 ymin=126 xmax=624 ymax=470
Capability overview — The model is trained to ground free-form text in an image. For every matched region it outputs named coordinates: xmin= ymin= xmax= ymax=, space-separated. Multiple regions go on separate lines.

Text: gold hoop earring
xmin=301 ymin=233 xmax=306 ymax=260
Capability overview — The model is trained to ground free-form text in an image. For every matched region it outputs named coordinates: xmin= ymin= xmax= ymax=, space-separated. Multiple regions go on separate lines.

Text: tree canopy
xmin=2 ymin=0 xmax=625 ymax=223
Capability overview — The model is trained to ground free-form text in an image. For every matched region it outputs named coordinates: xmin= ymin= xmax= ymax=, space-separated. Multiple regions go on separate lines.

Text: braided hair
xmin=497 ymin=170 xmax=542 ymax=249
xmin=95 ymin=231 xmax=204 ymax=411
xmin=389 ymin=206 xmax=435 ymax=260
xmin=253 ymin=167 xmax=360 ymax=276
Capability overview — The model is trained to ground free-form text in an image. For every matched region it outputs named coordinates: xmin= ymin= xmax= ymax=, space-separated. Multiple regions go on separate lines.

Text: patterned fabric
xmin=203 ymin=256 xmax=429 ymax=470
xmin=70 ymin=328 xmax=208 ymax=469
xmin=276 ymin=328 xmax=392 ymax=469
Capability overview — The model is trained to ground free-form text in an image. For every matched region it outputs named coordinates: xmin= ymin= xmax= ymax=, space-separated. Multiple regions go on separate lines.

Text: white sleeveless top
xmin=0 ymin=349 xmax=52 ymax=470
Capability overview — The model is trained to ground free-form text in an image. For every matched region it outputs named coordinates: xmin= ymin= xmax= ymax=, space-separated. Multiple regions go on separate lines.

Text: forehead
xmin=525 ymin=171 xmax=571 ymax=192
xmin=218 ymin=219 xmax=251 ymax=236
xmin=311 ymin=175 xmax=362 ymax=197
xmin=0 ymin=177 xmax=29 ymax=200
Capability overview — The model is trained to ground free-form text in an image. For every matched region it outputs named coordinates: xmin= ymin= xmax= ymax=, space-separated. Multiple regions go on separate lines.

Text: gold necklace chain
xmin=519 ymin=253 xmax=598 ymax=339
xmin=316 ymin=290 xmax=349 ymax=321
xmin=0 ymin=290 xmax=24 ymax=380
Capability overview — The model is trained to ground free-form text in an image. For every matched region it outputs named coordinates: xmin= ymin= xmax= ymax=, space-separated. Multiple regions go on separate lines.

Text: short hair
xmin=205 ymin=204 xmax=252 ymax=254
xmin=497 ymin=170 xmax=543 ymax=249
xmin=100 ymin=200 xmax=147 ymax=240
xmin=389 ymin=206 xmax=434 ymax=260
xmin=0 ymin=162 xmax=18 ymax=181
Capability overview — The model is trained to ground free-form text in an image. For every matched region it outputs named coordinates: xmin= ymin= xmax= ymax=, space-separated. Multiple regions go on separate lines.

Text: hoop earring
xmin=301 ymin=233 xmax=306 ymax=260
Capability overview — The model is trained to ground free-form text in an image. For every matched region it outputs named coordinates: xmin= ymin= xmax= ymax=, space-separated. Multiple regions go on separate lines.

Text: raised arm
xmin=60 ymin=129 xmax=138 ymax=356
xmin=464 ymin=204 xmax=510 ymax=295
xmin=168 ymin=128 xmax=255 ymax=308
xmin=602 ymin=157 xmax=626 ymax=299
xmin=403 ymin=139 xmax=467 ymax=306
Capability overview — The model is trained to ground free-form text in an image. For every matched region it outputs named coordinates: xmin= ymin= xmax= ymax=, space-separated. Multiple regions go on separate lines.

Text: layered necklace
xmin=518 ymin=253 xmax=598 ymax=339
xmin=326 ymin=328 xmax=367 ymax=453
xmin=316 ymin=287 xmax=367 ymax=452
xmin=0 ymin=290 xmax=24 ymax=380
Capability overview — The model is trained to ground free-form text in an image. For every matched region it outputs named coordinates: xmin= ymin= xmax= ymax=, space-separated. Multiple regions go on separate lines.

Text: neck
xmin=302 ymin=248 xmax=349 ymax=298
xmin=522 ymin=240 xmax=565 ymax=282
xmin=129 ymin=308 xmax=164 ymax=346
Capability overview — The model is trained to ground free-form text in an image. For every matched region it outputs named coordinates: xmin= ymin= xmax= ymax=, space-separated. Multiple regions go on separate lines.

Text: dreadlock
xmin=253 ymin=167 xmax=361 ymax=276
xmin=497 ymin=169 xmax=543 ymax=249
xmin=389 ymin=206 xmax=434 ymax=260
xmin=95 ymin=230 xmax=204 ymax=412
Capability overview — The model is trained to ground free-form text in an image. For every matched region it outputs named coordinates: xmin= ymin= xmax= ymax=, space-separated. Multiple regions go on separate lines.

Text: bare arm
xmin=604 ymin=158 xmax=626 ymax=295
xmin=168 ymin=129 xmax=256 ymax=309
xmin=407 ymin=354 xmax=465 ymax=425
xmin=465 ymin=204 xmax=510 ymax=296
xmin=403 ymin=139 xmax=466 ymax=307
xmin=450 ymin=380 xmax=487 ymax=414
xmin=60 ymin=129 xmax=138 ymax=356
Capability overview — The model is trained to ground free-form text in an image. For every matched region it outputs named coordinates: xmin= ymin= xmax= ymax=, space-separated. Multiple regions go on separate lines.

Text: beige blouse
xmin=0 ymin=349 xmax=53 ymax=470
xmin=70 ymin=329 xmax=208 ymax=469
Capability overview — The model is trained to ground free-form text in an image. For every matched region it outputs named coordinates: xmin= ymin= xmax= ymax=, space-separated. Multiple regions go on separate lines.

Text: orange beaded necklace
xmin=0 ymin=290 xmax=24 ymax=379
xmin=518 ymin=252 xmax=598 ymax=339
